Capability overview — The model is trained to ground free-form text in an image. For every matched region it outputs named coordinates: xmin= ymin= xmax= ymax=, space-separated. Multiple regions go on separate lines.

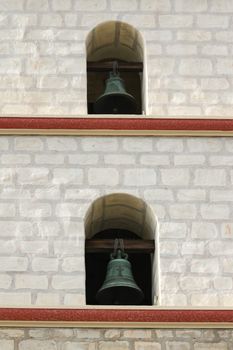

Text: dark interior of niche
xmin=85 ymin=229 xmax=152 ymax=305
xmin=87 ymin=71 xmax=142 ymax=114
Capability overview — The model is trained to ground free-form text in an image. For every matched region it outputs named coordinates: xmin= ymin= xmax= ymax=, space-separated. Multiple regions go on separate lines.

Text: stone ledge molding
xmin=0 ymin=117 xmax=233 ymax=136
xmin=0 ymin=308 xmax=233 ymax=329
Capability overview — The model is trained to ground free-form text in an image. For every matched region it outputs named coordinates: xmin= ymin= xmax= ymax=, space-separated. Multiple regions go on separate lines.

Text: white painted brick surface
xmin=135 ymin=342 xmax=161 ymax=350
xmin=194 ymin=169 xmax=226 ymax=186
xmin=17 ymin=168 xmax=49 ymax=184
xmin=47 ymin=138 xmax=77 ymax=151
xmin=99 ymin=341 xmax=129 ymax=350
xmin=35 ymin=293 xmax=60 ymax=306
xmin=201 ymin=204 xmax=230 ymax=220
xmin=197 ymin=15 xmax=229 ymax=28
xmin=181 ymin=242 xmax=204 ymax=255
xmin=166 ymin=342 xmax=190 ymax=350
xmin=19 ymin=340 xmax=56 ymax=350
xmin=64 ymin=293 xmax=85 ymax=305
xmin=35 ymin=188 xmax=60 ymax=200
xmin=1 ymin=154 xmax=31 ymax=165
xmin=110 ymin=0 xmax=137 ymax=11
xmin=0 ymin=0 xmax=232 ymax=319
xmin=177 ymin=189 xmax=206 ymax=202
xmin=209 ymin=241 xmax=233 ymax=256
xmin=191 ymin=259 xmax=219 ymax=274
xmin=180 ymin=277 xmax=210 ymax=291
xmin=0 ymin=275 xmax=12 ymax=289
xmin=160 ymin=242 xmax=179 ymax=256
xmin=161 ymin=169 xmax=190 ymax=186
xmin=0 ymin=135 xmax=232 ymax=307
xmin=52 ymin=275 xmax=84 ymax=290
xmin=140 ymin=155 xmax=170 ymax=166
xmin=169 ymin=204 xmax=196 ymax=219
xmin=1 ymin=328 xmax=232 ymax=350
xmin=15 ymin=275 xmax=48 ymax=290
xmin=191 ymin=222 xmax=218 ymax=239
xmin=62 ymin=257 xmax=84 ymax=272
xmin=175 ymin=0 xmax=207 ymax=12
xmin=144 ymin=189 xmax=174 ymax=201
xmin=214 ymin=277 xmax=232 ymax=290
xmin=210 ymin=0 xmax=233 ymax=12
xmin=187 ymin=139 xmax=222 ymax=152
xmin=159 ymin=15 xmax=193 ymax=28
xmin=140 ymin=0 xmax=171 ymax=11
xmin=194 ymin=343 xmax=227 ymax=350
xmin=0 ymin=340 xmax=14 ymax=350
xmin=20 ymin=240 xmax=48 ymax=254
xmin=157 ymin=139 xmax=183 ymax=152
xmin=160 ymin=223 xmax=187 ymax=238
xmin=2 ymin=0 xmax=233 ymax=115
xmin=0 ymin=293 xmax=31 ymax=306
xmin=161 ymin=293 xmax=187 ymax=306
xmin=88 ymin=168 xmax=119 ymax=186
xmin=123 ymin=139 xmax=153 ymax=152
xmin=0 ymin=203 xmax=15 ymax=217
xmin=191 ymin=294 xmax=218 ymax=307
xmin=124 ymin=169 xmax=156 ymax=186
xmin=53 ymin=169 xmax=84 ymax=185
xmin=19 ymin=202 xmax=51 ymax=218
xmin=32 ymin=258 xmax=59 ymax=272
xmin=104 ymin=154 xmax=135 ymax=165
xmin=14 ymin=138 xmax=44 ymax=151
xmin=161 ymin=258 xmax=186 ymax=273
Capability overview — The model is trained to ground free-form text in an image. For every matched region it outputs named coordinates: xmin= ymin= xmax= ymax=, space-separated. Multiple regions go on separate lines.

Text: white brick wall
xmin=0 ymin=0 xmax=232 ymax=116
xmin=0 ymin=328 xmax=231 ymax=349
xmin=0 ymin=135 xmax=232 ymax=307
xmin=0 ymin=0 xmax=232 ymax=323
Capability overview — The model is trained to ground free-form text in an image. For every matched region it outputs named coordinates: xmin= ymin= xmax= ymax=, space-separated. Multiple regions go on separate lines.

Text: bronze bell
xmin=96 ymin=239 xmax=144 ymax=305
xmin=94 ymin=62 xmax=137 ymax=114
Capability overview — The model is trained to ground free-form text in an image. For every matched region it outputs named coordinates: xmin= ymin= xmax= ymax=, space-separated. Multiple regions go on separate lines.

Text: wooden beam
xmin=87 ymin=61 xmax=143 ymax=73
xmin=85 ymin=239 xmax=154 ymax=254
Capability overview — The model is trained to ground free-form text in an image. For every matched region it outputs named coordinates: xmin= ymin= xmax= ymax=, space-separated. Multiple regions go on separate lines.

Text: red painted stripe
xmin=0 ymin=117 xmax=232 ymax=131
xmin=0 ymin=309 xmax=233 ymax=323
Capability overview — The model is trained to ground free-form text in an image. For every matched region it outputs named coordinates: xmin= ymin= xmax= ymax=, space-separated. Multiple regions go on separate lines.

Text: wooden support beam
xmin=85 ymin=239 xmax=154 ymax=254
xmin=87 ymin=61 xmax=143 ymax=73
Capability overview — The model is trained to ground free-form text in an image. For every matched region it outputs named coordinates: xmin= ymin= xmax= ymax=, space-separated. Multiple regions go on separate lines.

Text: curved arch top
xmin=86 ymin=21 xmax=144 ymax=62
xmin=84 ymin=193 xmax=157 ymax=239
xmin=84 ymin=193 xmax=160 ymax=305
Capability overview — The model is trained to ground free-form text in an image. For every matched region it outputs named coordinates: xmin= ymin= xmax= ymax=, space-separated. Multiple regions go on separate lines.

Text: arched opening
xmin=86 ymin=21 xmax=146 ymax=115
xmin=84 ymin=193 xmax=159 ymax=305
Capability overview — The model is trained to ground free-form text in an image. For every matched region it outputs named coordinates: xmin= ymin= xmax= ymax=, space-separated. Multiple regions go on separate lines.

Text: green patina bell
xmin=96 ymin=244 xmax=144 ymax=305
xmin=94 ymin=62 xmax=137 ymax=114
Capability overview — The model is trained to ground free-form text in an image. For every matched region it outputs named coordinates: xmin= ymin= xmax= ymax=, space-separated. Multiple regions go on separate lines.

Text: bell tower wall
xmin=0 ymin=0 xmax=233 ymax=348
xmin=0 ymin=0 xmax=232 ymax=117
xmin=0 ymin=135 xmax=231 ymax=308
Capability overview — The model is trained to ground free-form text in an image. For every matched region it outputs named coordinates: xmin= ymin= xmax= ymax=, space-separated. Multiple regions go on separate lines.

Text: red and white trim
xmin=0 ymin=308 xmax=233 ymax=328
xmin=0 ymin=117 xmax=233 ymax=136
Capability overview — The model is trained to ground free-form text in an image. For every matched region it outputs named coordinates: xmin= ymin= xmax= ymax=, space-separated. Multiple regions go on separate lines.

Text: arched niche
xmin=86 ymin=21 xmax=147 ymax=115
xmin=84 ymin=193 xmax=159 ymax=306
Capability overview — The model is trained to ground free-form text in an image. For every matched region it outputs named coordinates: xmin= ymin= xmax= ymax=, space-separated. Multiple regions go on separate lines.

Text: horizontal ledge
xmin=87 ymin=61 xmax=143 ymax=72
xmin=85 ymin=239 xmax=155 ymax=253
xmin=0 ymin=309 xmax=233 ymax=328
xmin=0 ymin=117 xmax=233 ymax=136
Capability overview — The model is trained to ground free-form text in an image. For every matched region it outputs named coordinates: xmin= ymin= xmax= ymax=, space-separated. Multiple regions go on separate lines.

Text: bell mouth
xmin=94 ymin=93 xmax=137 ymax=114
xmin=96 ymin=285 xmax=144 ymax=305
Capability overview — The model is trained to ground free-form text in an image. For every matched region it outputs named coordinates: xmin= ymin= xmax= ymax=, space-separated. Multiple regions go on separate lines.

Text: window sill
xmin=0 ymin=307 xmax=233 ymax=328
xmin=0 ymin=116 xmax=232 ymax=136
